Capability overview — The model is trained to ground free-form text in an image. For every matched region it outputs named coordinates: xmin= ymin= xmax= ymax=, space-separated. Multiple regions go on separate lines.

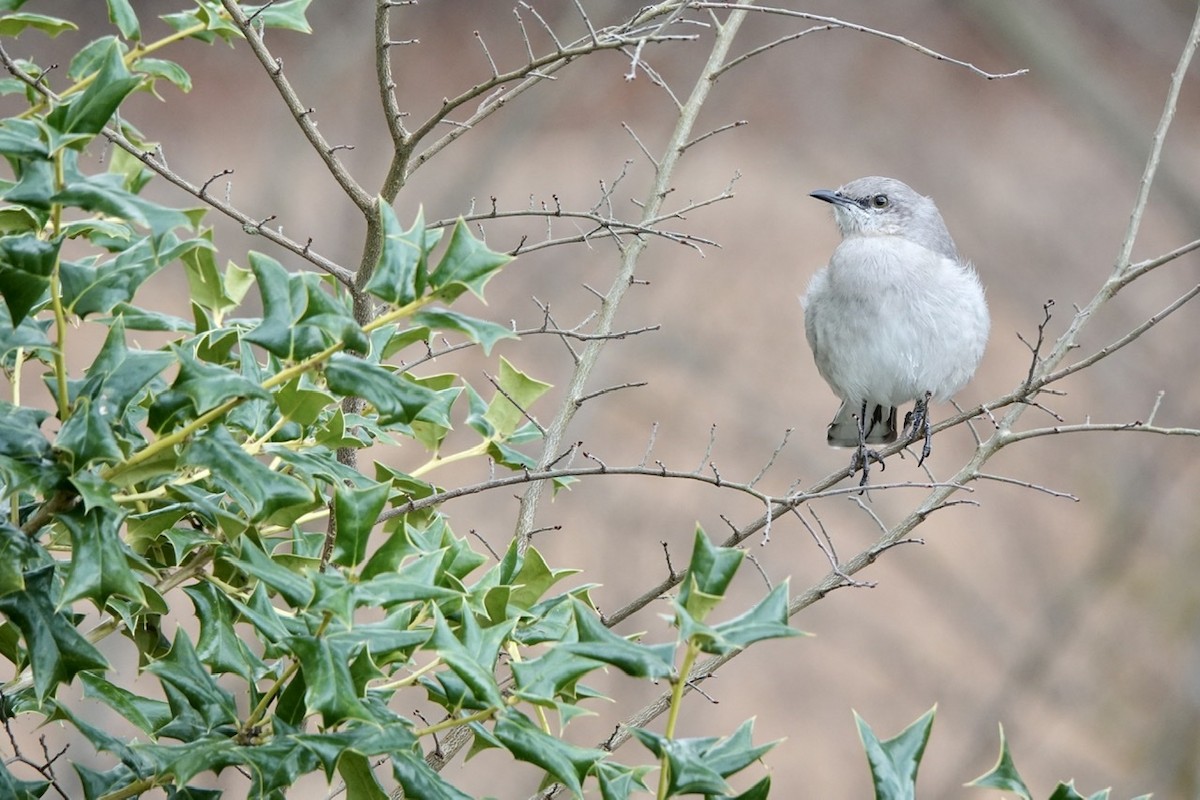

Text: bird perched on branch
xmin=802 ymin=176 xmax=989 ymax=484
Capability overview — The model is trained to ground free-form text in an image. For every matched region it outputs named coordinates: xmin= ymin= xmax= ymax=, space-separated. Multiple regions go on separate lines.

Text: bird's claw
xmin=902 ymin=391 xmax=934 ymax=466
xmin=850 ymin=442 xmax=886 ymax=488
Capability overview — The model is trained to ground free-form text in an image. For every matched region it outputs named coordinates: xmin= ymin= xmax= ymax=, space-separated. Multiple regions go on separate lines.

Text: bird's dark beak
xmin=809 ymin=189 xmax=856 ymax=209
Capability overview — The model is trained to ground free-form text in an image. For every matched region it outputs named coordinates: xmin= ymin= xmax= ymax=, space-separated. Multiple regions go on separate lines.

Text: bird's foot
xmin=850 ymin=443 xmax=886 ymax=488
xmin=902 ymin=392 xmax=934 ymax=466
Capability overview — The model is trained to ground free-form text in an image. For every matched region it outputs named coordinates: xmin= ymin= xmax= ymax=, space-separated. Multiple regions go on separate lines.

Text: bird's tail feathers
xmin=826 ymin=402 xmax=897 ymax=447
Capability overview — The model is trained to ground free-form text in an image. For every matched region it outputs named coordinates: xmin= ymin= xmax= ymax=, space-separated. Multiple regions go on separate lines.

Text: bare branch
xmin=696 ymin=3 xmax=1029 ymax=80
xmin=220 ymin=0 xmax=373 ymax=213
xmin=1112 ymin=5 xmax=1200 ymax=275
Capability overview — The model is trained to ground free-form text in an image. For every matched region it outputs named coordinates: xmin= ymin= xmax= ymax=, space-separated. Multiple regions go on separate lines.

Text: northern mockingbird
xmin=802 ymin=176 xmax=989 ymax=482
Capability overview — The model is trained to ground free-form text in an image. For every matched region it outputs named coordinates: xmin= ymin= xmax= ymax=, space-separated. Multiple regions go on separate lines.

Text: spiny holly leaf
xmin=244 ymin=0 xmax=314 ymax=33
xmin=336 ymin=751 xmax=388 ymax=800
xmin=221 ymin=538 xmax=316 ymax=610
xmin=391 ymin=749 xmax=475 ymax=800
xmin=45 ymin=39 xmax=141 ymax=146
xmin=711 ymin=775 xmax=772 ymax=800
xmin=633 ymin=720 xmax=776 ymax=797
xmin=363 ymin=203 xmax=440 ymax=307
xmin=567 ymin=599 xmax=675 ymax=679
xmin=182 ymin=235 xmax=254 ymax=324
xmin=483 ymin=356 xmax=550 ymax=438
xmin=0 ymin=233 xmax=57 ymax=325
xmin=57 ymin=508 xmax=145 ymax=608
xmin=149 ymin=345 xmax=268 ymax=431
xmin=0 ymin=564 xmax=109 ymax=701
xmin=857 ymin=706 xmax=937 ymax=800
xmin=182 ymin=581 xmax=264 ymax=678
xmin=331 ymin=480 xmax=391 ymax=569
xmin=287 ymin=636 xmax=375 ymax=728
xmin=145 ymin=629 xmax=238 ymax=732
xmin=53 ymin=166 xmax=202 ymax=238
xmin=706 ymin=582 xmax=803 ymax=654
xmin=966 ymin=723 xmax=1031 ymax=800
xmin=182 ymin=425 xmax=316 ymax=525
xmin=244 ymin=252 xmax=366 ymax=359
xmin=0 ymin=11 xmax=77 ymax=39
xmin=510 ymin=644 xmax=602 ymax=705
xmin=494 ymin=709 xmax=605 ymax=797
xmin=79 ymin=671 xmax=171 ymax=735
xmin=427 ymin=218 xmax=512 ymax=303
xmin=74 ymin=316 xmax=173 ymax=418
xmin=324 ymin=353 xmax=458 ymax=428
xmin=60 ymin=232 xmax=207 ymax=321
xmin=412 ymin=307 xmax=516 ymax=356
xmin=106 ymin=0 xmax=139 ymax=41
xmin=0 ymin=523 xmax=42 ymax=596
xmin=0 ymin=759 xmax=48 ymax=799
xmin=424 ymin=606 xmax=510 ymax=709
xmin=594 ymin=761 xmax=654 ymax=800
xmin=54 ymin=395 xmax=123 ymax=469
xmin=677 ymin=527 xmax=743 ymax=623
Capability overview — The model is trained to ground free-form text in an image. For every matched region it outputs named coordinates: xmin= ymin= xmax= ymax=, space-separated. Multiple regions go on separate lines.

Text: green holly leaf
xmin=324 ymin=353 xmax=458 ymax=428
xmin=145 ymin=629 xmax=238 ymax=732
xmin=483 ymin=357 xmax=550 ymax=438
xmin=244 ymin=0 xmax=314 ymax=33
xmin=45 ymin=39 xmax=141 ymax=146
xmin=58 ymin=508 xmax=145 ymax=608
xmin=336 ymin=751 xmax=388 ymax=800
xmin=427 ymin=219 xmax=512 ymax=303
xmin=222 ymin=539 xmax=316 ymax=610
xmin=706 ymin=582 xmax=803 ymax=654
xmin=74 ymin=316 xmax=174 ymax=417
xmin=710 ymin=775 xmax=772 ymax=800
xmin=330 ymin=480 xmax=390 ymax=569
xmin=494 ymin=709 xmax=605 ymax=797
xmin=182 ymin=426 xmax=316 ymax=525
xmin=106 ymin=0 xmax=140 ymax=40
xmin=594 ymin=761 xmax=655 ymax=800
xmin=0 ymin=233 xmax=58 ymax=325
xmin=0 ymin=759 xmax=48 ymax=799
xmin=0 ymin=11 xmax=77 ymax=38
xmin=965 ymin=723 xmax=1031 ymax=800
xmin=55 ymin=395 xmax=123 ymax=469
xmin=633 ymin=720 xmax=775 ymax=797
xmin=567 ymin=599 xmax=675 ymax=678
xmin=391 ymin=749 xmax=475 ymax=800
xmin=287 ymin=636 xmax=375 ymax=727
xmin=79 ymin=671 xmax=172 ymax=735
xmin=182 ymin=236 xmax=254 ymax=324
xmin=364 ymin=203 xmax=440 ymax=307
xmin=0 ymin=564 xmax=109 ymax=701
xmin=148 ymin=346 xmax=269 ymax=432
xmin=425 ymin=606 xmax=510 ymax=709
xmin=857 ymin=706 xmax=937 ymax=800
xmin=244 ymin=252 xmax=365 ymax=359
xmin=677 ymin=527 xmax=743 ymax=623
xmin=412 ymin=307 xmax=516 ymax=356
xmin=182 ymin=581 xmax=264 ymax=678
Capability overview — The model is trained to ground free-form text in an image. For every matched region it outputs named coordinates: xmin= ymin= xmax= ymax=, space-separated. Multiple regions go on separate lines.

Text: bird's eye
xmin=870 ymin=194 xmax=889 ymax=208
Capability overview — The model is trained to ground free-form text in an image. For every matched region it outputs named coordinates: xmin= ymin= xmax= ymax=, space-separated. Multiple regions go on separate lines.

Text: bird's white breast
xmin=802 ymin=235 xmax=989 ymax=407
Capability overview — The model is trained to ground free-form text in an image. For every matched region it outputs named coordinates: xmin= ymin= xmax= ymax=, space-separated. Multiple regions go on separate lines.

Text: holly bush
xmin=0 ymin=3 xmax=796 ymax=798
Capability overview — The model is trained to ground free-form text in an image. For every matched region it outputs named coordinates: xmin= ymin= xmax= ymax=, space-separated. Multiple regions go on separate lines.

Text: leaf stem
xmin=48 ymin=154 xmax=69 ymax=419
xmin=657 ymin=642 xmax=699 ymax=800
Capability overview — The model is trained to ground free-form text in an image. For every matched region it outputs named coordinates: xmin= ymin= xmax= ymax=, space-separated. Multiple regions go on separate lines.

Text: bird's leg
xmin=904 ymin=391 xmax=933 ymax=466
xmin=849 ymin=399 xmax=885 ymax=487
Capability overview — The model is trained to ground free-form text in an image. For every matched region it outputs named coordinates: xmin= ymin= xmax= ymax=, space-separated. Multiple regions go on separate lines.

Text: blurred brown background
xmin=7 ymin=1 xmax=1200 ymax=797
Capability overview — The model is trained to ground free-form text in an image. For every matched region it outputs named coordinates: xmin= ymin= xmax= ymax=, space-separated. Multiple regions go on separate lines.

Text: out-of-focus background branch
xmin=9 ymin=1 xmax=1200 ymax=796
